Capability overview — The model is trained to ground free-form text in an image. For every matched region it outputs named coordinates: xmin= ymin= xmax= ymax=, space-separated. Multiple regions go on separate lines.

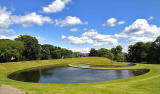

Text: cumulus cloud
xmin=128 ymin=36 xmax=154 ymax=44
xmin=0 ymin=35 xmax=18 ymax=40
xmin=0 ymin=29 xmax=14 ymax=33
xmin=67 ymin=29 xmax=118 ymax=47
xmin=115 ymin=19 xmax=160 ymax=44
xmin=61 ymin=35 xmax=66 ymax=39
xmin=0 ymin=6 xmax=12 ymax=28
xmin=70 ymin=27 xmax=78 ymax=32
xmin=35 ymin=36 xmax=45 ymax=42
xmin=55 ymin=16 xmax=87 ymax=27
xmin=69 ymin=47 xmax=90 ymax=53
xmin=103 ymin=18 xmax=117 ymax=27
xmin=0 ymin=35 xmax=10 ymax=39
xmin=42 ymin=0 xmax=71 ymax=13
xmin=11 ymin=12 xmax=52 ymax=27
xmin=103 ymin=18 xmax=125 ymax=27
xmin=118 ymin=21 xmax=125 ymax=25
xmin=0 ymin=35 xmax=45 ymax=43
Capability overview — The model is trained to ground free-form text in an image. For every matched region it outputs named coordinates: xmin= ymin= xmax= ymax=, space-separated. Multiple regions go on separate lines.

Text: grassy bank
xmin=0 ymin=57 xmax=160 ymax=94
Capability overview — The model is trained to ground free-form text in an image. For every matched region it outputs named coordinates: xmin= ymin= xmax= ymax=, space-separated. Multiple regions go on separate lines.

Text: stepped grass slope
xmin=0 ymin=57 xmax=160 ymax=94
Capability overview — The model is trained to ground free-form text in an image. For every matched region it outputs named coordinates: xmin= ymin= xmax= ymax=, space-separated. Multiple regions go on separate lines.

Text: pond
xmin=8 ymin=66 xmax=149 ymax=84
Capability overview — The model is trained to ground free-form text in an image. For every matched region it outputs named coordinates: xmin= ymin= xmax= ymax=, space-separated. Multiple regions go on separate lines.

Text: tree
xmin=127 ymin=42 xmax=150 ymax=62
xmin=89 ymin=48 xmax=99 ymax=57
xmin=41 ymin=44 xmax=52 ymax=60
xmin=149 ymin=36 xmax=160 ymax=63
xmin=111 ymin=45 xmax=124 ymax=60
xmin=0 ymin=39 xmax=24 ymax=63
xmin=98 ymin=48 xmax=114 ymax=60
xmin=144 ymin=42 xmax=153 ymax=62
xmin=15 ymin=35 xmax=41 ymax=60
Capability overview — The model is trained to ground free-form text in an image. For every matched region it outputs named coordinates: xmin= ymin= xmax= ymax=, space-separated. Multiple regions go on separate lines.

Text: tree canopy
xmin=0 ymin=35 xmax=77 ymax=63
xmin=0 ymin=39 xmax=24 ymax=62
xmin=98 ymin=48 xmax=114 ymax=60
xmin=89 ymin=48 xmax=99 ymax=57
xmin=1 ymin=34 xmax=160 ymax=64
xmin=15 ymin=35 xmax=41 ymax=60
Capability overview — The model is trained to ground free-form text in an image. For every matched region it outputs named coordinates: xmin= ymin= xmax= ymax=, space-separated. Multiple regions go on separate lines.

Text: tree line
xmin=89 ymin=45 xmax=126 ymax=61
xmin=89 ymin=36 xmax=160 ymax=64
xmin=0 ymin=35 xmax=77 ymax=63
xmin=127 ymin=36 xmax=160 ymax=64
xmin=1 ymin=35 xmax=160 ymax=64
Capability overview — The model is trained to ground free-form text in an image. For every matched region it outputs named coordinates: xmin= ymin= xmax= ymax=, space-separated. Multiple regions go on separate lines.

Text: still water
xmin=9 ymin=66 xmax=149 ymax=84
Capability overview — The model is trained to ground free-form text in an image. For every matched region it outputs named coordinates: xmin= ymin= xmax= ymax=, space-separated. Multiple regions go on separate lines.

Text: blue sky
xmin=0 ymin=0 xmax=160 ymax=53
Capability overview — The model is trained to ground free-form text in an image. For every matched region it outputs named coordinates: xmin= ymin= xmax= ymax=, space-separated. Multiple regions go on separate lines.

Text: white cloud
xmin=70 ymin=47 xmax=90 ymax=53
xmin=67 ymin=29 xmax=118 ymax=47
xmin=118 ymin=21 xmax=125 ymax=25
xmin=103 ymin=18 xmax=125 ymax=27
xmin=42 ymin=0 xmax=71 ymax=13
xmin=0 ymin=35 xmax=10 ymax=39
xmin=35 ymin=36 xmax=45 ymax=42
xmin=11 ymin=12 xmax=52 ymax=27
xmin=55 ymin=16 xmax=87 ymax=27
xmin=0 ymin=35 xmax=18 ymax=40
xmin=148 ymin=16 xmax=154 ymax=21
xmin=70 ymin=27 xmax=78 ymax=32
xmin=0 ymin=6 xmax=12 ymax=28
xmin=0 ymin=35 xmax=45 ymax=43
xmin=115 ymin=19 xmax=160 ymax=44
xmin=103 ymin=18 xmax=117 ymax=27
xmin=61 ymin=35 xmax=66 ymax=39
xmin=0 ymin=29 xmax=14 ymax=33
xmin=128 ymin=36 xmax=153 ymax=44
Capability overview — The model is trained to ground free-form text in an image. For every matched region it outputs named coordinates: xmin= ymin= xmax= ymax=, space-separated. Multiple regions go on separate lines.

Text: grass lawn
xmin=0 ymin=57 xmax=160 ymax=94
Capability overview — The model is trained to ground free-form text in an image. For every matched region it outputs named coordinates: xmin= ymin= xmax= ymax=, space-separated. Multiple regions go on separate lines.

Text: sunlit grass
xmin=0 ymin=57 xmax=160 ymax=94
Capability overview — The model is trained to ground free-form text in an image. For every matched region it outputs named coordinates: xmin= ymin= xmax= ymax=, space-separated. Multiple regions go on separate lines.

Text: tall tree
xmin=15 ymin=35 xmax=41 ymax=60
xmin=0 ymin=39 xmax=24 ymax=63
xmin=128 ymin=42 xmax=149 ymax=62
xmin=89 ymin=48 xmax=99 ymax=57
xmin=98 ymin=48 xmax=114 ymax=60
xmin=41 ymin=44 xmax=52 ymax=60
xmin=111 ymin=45 xmax=124 ymax=60
xmin=149 ymin=36 xmax=160 ymax=63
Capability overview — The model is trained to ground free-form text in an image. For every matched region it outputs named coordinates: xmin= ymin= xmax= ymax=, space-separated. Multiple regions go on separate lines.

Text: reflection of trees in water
xmin=10 ymin=70 xmax=40 ymax=82
xmin=40 ymin=69 xmax=53 ymax=78
xmin=114 ymin=70 xmax=123 ymax=77
xmin=131 ymin=69 xmax=149 ymax=76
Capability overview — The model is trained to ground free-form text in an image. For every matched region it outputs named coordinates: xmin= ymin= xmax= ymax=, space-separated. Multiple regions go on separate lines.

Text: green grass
xmin=0 ymin=57 xmax=160 ymax=94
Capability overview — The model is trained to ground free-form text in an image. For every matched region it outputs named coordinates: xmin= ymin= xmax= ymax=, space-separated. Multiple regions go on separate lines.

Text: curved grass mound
xmin=69 ymin=57 xmax=136 ymax=69
xmin=0 ymin=57 xmax=160 ymax=94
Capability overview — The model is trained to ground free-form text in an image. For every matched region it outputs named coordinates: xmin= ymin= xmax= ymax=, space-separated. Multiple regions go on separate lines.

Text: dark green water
xmin=8 ymin=66 xmax=149 ymax=84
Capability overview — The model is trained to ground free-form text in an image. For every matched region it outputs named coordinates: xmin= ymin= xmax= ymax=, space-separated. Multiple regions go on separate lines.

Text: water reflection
xmin=9 ymin=66 xmax=149 ymax=84
xmin=9 ymin=70 xmax=40 ymax=82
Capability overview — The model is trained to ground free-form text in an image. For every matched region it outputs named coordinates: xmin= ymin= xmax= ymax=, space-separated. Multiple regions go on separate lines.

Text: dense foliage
xmin=127 ymin=36 xmax=160 ymax=64
xmin=15 ymin=35 xmax=41 ymax=60
xmin=0 ymin=35 xmax=77 ymax=63
xmin=1 ymin=34 xmax=160 ymax=64
xmin=89 ymin=48 xmax=99 ymax=56
xmin=89 ymin=46 xmax=125 ymax=61
xmin=97 ymin=48 xmax=114 ymax=60
xmin=0 ymin=39 xmax=24 ymax=62
xmin=111 ymin=45 xmax=125 ymax=60
xmin=41 ymin=44 xmax=74 ymax=59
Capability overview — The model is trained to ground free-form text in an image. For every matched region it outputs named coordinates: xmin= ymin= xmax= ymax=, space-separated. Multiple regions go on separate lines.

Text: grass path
xmin=0 ymin=57 xmax=160 ymax=94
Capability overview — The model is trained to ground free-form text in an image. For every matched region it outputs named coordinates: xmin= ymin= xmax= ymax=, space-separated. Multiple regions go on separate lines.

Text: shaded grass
xmin=0 ymin=57 xmax=160 ymax=94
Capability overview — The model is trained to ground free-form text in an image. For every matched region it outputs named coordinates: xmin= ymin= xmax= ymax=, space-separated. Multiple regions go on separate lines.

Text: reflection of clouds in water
xmin=39 ymin=67 xmax=148 ymax=83
xmin=10 ymin=67 xmax=149 ymax=84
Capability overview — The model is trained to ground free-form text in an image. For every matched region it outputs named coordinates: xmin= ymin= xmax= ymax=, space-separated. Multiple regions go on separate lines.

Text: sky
xmin=0 ymin=0 xmax=160 ymax=53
